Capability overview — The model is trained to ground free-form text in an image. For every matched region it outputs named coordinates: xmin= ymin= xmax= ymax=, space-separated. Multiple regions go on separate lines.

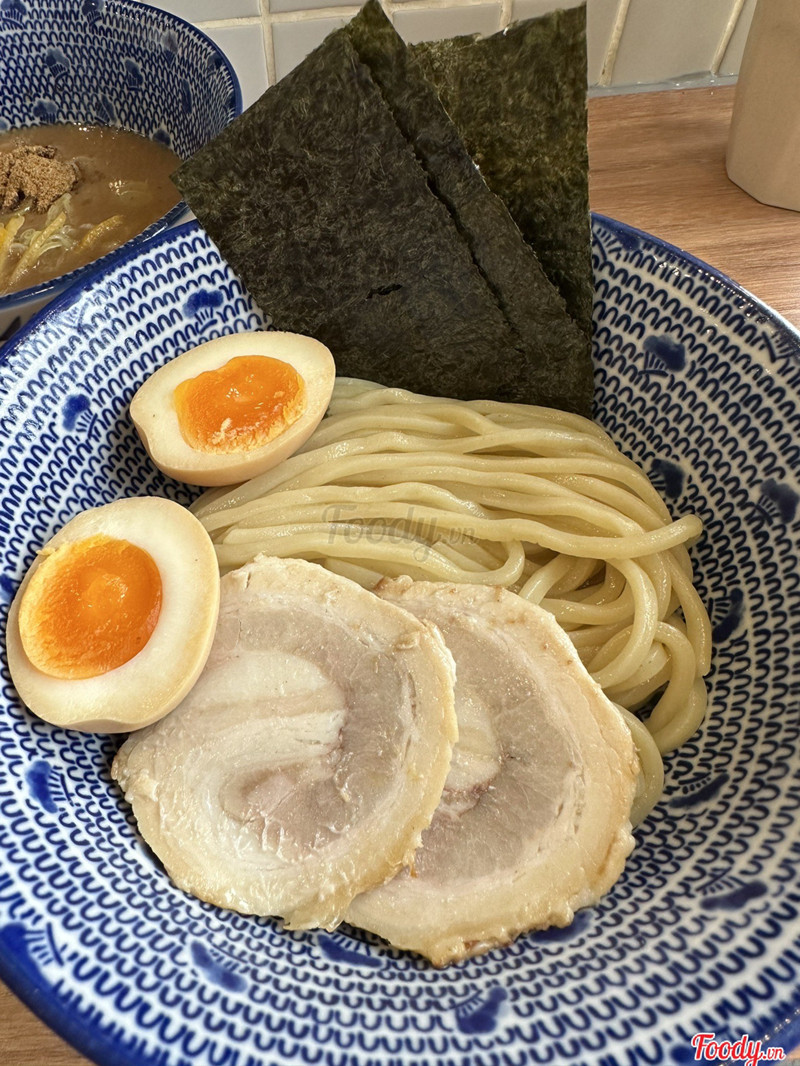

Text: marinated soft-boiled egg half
xmin=130 ymin=331 xmax=336 ymax=486
xmin=6 ymin=497 xmax=220 ymax=733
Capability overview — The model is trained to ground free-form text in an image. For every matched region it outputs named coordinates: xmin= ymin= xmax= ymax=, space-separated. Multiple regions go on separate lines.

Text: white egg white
xmin=6 ymin=497 xmax=220 ymax=733
xmin=130 ymin=330 xmax=336 ymax=486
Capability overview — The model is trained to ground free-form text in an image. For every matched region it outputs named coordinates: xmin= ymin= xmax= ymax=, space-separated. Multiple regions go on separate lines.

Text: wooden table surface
xmin=3 ymin=84 xmax=800 ymax=1066
xmin=588 ymin=84 xmax=800 ymax=330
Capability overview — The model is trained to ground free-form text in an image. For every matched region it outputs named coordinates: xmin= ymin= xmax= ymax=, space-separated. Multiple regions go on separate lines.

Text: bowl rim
xmin=2 ymin=213 xmax=800 ymax=1065
xmin=0 ymin=0 xmax=243 ymax=315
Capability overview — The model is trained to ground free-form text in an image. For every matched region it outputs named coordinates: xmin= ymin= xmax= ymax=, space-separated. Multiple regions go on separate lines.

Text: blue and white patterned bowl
xmin=0 ymin=0 xmax=241 ymax=344
xmin=1 ymin=215 xmax=800 ymax=1066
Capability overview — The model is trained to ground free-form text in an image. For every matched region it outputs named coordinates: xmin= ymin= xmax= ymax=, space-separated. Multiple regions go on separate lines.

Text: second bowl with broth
xmin=0 ymin=0 xmax=242 ymax=344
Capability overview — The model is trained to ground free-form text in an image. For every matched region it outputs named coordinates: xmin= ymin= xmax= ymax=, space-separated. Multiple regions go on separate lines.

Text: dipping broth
xmin=0 ymin=124 xmax=182 ymax=296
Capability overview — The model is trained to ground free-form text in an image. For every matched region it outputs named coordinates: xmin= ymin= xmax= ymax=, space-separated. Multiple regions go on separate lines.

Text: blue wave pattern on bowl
xmin=0 ymin=0 xmax=237 ymax=154
xmin=0 ymin=0 xmax=240 ymax=331
xmin=1 ymin=217 xmax=800 ymax=1066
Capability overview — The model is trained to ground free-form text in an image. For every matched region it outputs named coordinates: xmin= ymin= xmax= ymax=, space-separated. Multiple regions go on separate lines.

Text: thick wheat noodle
xmin=533 ymin=558 xmax=622 ymax=605
xmin=222 ymin=479 xmax=663 ymax=545
xmin=541 ymin=581 xmax=635 ymax=626
xmin=322 ymin=557 xmax=386 ymax=587
xmin=197 ymin=451 xmax=677 ymax=529
xmin=521 ymin=554 xmax=584 ymax=602
xmin=194 ymin=379 xmax=713 ymax=822
xmin=196 ymin=436 xmax=624 ymax=517
xmin=642 ymin=623 xmax=706 ymax=739
xmin=537 ymin=556 xmax=671 ymax=626
xmin=665 ymin=554 xmax=712 ymax=674
xmin=584 ymin=558 xmax=660 ymax=690
xmin=200 ymin=468 xmax=698 ymax=551
xmin=213 ymin=495 xmax=701 ymax=561
xmin=207 ymin=481 xmax=495 ymax=534
xmin=607 ymin=644 xmax=670 ymax=701
xmin=617 ymin=705 xmax=665 ymax=826
xmin=214 ymin=527 xmax=529 ymax=585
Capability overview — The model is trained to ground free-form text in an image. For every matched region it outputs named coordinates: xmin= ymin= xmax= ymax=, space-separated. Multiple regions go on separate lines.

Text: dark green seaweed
xmin=412 ymin=5 xmax=593 ymax=340
xmin=345 ymin=0 xmax=590 ymax=408
xmin=174 ymin=4 xmax=594 ymax=413
xmin=174 ymin=31 xmax=532 ymax=402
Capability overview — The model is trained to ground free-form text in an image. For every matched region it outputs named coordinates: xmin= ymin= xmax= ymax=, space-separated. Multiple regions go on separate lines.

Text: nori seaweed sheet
xmin=174 ymin=31 xmax=528 ymax=403
xmin=173 ymin=4 xmax=593 ymax=413
xmin=412 ymin=5 xmax=593 ymax=340
xmin=344 ymin=0 xmax=590 ymax=406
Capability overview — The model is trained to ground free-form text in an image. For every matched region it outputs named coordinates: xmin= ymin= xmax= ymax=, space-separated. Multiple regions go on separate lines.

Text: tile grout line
xmin=196 ymin=16 xmax=262 ymax=28
xmin=598 ymin=0 xmax=630 ymax=88
xmin=265 ymin=6 xmax=359 ymax=20
xmin=261 ymin=0 xmax=278 ymax=86
xmin=382 ymin=0 xmax=503 ymax=9
xmin=711 ymin=0 xmax=747 ymax=75
xmin=262 ymin=0 xmax=501 ymax=20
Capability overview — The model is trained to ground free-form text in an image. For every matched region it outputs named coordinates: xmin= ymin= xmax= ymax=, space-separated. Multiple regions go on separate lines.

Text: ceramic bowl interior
xmin=0 ymin=0 xmax=241 ymax=341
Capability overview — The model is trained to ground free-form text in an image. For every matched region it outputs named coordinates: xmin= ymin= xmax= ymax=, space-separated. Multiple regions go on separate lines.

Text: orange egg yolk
xmin=18 ymin=534 xmax=163 ymax=680
xmin=173 ymin=355 xmax=306 ymax=454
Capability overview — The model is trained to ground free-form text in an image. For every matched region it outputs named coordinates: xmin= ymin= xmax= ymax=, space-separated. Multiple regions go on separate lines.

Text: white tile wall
xmin=610 ymin=0 xmax=734 ymax=85
xmin=393 ymin=4 xmax=502 ymax=46
xmin=198 ymin=21 xmax=270 ymax=108
xmin=272 ymin=15 xmax=352 ymax=82
xmin=159 ymin=0 xmax=260 ymax=21
xmin=182 ymin=0 xmax=758 ymax=104
xmin=270 ymin=0 xmax=353 ymax=10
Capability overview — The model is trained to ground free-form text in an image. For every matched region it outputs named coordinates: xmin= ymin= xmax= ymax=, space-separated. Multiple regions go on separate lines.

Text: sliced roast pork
xmin=346 ymin=578 xmax=638 ymax=965
xmin=112 ymin=557 xmax=457 ymax=930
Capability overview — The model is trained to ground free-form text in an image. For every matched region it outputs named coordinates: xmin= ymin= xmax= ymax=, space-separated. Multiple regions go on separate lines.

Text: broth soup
xmin=0 ymin=124 xmax=182 ymax=296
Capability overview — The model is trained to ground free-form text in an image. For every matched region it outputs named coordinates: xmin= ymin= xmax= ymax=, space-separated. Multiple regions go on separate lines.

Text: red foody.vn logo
xmin=692 ymin=1033 xmax=786 ymax=1064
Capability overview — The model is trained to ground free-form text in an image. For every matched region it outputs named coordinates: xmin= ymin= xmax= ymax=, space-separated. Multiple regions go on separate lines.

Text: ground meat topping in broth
xmin=0 ymin=145 xmax=79 ymax=212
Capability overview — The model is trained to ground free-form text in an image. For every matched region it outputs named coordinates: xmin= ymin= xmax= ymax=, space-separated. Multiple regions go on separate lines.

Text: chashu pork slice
xmin=346 ymin=577 xmax=638 ymax=966
xmin=112 ymin=556 xmax=457 ymax=930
